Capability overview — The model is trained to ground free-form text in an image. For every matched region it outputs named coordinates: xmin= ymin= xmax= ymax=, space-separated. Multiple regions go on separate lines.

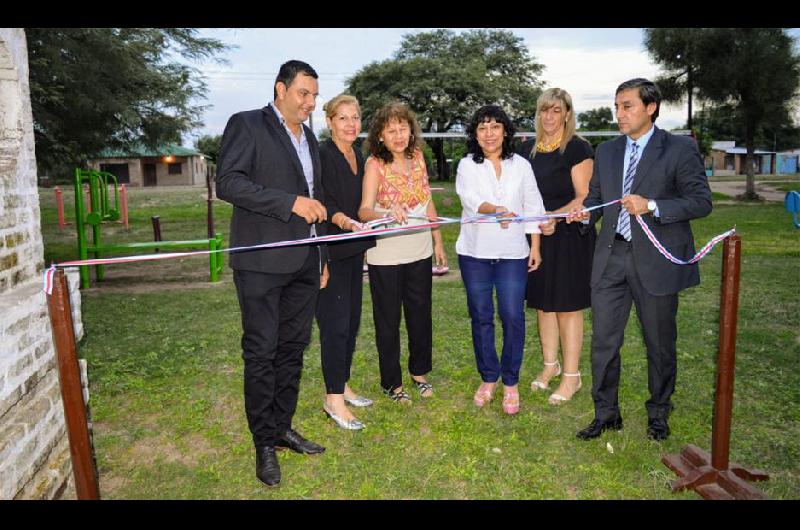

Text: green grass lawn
xmin=775 ymin=182 xmax=800 ymax=193
xmin=40 ymin=184 xmax=800 ymax=499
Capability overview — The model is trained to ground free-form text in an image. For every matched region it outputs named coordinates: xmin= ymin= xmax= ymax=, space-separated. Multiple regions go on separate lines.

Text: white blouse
xmin=455 ymin=153 xmax=546 ymax=260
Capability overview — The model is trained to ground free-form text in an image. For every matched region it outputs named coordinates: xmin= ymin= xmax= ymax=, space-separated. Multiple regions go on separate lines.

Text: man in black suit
xmin=567 ymin=78 xmax=711 ymax=441
xmin=216 ymin=60 xmax=330 ymax=487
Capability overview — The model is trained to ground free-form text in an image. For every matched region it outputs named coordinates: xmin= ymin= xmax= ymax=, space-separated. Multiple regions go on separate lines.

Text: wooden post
xmin=47 ymin=269 xmax=101 ymax=500
xmin=662 ymin=235 xmax=769 ymax=499
xmin=55 ymin=186 xmax=65 ymax=231
xmin=151 ymin=215 xmax=162 ymax=252
xmin=711 ymin=235 xmax=741 ymax=470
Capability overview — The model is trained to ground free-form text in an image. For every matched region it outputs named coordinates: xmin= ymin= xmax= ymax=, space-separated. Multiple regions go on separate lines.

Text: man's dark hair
xmin=466 ymin=105 xmax=516 ymax=163
xmin=274 ymin=60 xmax=318 ymax=99
xmin=616 ymin=78 xmax=661 ymax=122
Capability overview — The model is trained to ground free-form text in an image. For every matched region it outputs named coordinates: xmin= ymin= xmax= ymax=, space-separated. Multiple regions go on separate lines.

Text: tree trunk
xmin=432 ymin=138 xmax=449 ymax=181
xmin=686 ymin=67 xmax=693 ymax=131
xmin=743 ymin=124 xmax=760 ymax=201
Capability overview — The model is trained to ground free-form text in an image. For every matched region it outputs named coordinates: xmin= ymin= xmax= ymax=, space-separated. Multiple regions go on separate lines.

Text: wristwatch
xmin=647 ymin=199 xmax=657 ymax=213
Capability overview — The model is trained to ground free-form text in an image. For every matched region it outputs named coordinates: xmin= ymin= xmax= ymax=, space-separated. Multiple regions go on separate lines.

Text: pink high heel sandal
xmin=502 ymin=387 xmax=520 ymax=414
xmin=473 ymin=382 xmax=496 ymax=407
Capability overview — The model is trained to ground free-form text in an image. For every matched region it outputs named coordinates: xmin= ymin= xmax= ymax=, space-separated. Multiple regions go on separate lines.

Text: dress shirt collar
xmin=627 ymin=123 xmax=656 ymax=152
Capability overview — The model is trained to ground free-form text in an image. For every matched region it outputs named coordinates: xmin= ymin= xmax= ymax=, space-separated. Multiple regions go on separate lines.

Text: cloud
xmin=190 ymin=28 xmax=691 ymax=141
xmin=533 ymin=46 xmax=687 ymax=129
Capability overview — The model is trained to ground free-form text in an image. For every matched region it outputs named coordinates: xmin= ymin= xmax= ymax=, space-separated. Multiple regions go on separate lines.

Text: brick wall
xmin=0 ymin=28 xmax=84 ymax=500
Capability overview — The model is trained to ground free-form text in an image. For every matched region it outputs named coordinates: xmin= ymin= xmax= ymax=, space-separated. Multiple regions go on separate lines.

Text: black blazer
xmin=319 ymin=139 xmax=375 ymax=261
xmin=585 ymin=126 xmax=712 ymax=296
xmin=216 ymin=105 xmax=326 ymax=273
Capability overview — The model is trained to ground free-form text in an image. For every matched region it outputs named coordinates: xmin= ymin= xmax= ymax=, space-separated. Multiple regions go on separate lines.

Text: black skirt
xmin=527 ymin=221 xmax=596 ymax=312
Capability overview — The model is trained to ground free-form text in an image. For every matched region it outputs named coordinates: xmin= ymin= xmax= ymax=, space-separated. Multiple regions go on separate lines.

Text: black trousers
xmin=590 ymin=239 xmax=679 ymax=422
xmin=368 ymin=256 xmax=433 ymax=392
xmin=233 ymin=248 xmax=320 ymax=449
xmin=316 ymin=252 xmax=365 ymax=394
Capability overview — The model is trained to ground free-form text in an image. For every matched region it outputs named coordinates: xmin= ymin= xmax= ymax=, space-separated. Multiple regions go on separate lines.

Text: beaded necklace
xmin=536 ymin=133 xmax=563 ymax=153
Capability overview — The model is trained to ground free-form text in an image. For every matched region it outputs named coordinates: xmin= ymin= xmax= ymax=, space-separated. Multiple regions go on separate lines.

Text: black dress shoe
xmin=647 ymin=418 xmax=671 ymax=441
xmin=255 ymin=446 xmax=281 ymax=487
xmin=275 ymin=428 xmax=326 ymax=454
xmin=576 ymin=416 xmax=624 ymax=440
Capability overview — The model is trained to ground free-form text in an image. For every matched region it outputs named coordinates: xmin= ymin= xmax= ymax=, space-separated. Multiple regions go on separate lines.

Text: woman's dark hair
xmin=365 ymin=101 xmax=423 ymax=163
xmin=466 ymin=105 xmax=516 ymax=163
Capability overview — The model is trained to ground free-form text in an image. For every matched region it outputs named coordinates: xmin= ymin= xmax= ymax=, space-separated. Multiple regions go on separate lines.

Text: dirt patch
xmin=100 ymin=474 xmax=128 ymax=497
xmin=81 ymin=256 xmax=232 ymax=294
xmin=362 ymin=270 xmax=462 ymax=284
xmin=211 ymin=394 xmax=245 ymax=437
xmin=709 ymin=181 xmax=786 ymax=202
xmin=129 ymin=433 xmax=219 ymax=468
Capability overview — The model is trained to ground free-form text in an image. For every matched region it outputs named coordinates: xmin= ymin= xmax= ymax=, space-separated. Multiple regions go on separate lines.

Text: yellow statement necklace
xmin=536 ymin=134 xmax=563 ymax=153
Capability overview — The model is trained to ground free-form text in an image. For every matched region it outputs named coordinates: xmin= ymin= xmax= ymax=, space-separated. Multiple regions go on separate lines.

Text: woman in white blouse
xmin=455 ymin=105 xmax=546 ymax=414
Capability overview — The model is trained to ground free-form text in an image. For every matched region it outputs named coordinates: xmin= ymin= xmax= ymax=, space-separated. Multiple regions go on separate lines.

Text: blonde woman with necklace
xmin=358 ymin=101 xmax=447 ymax=404
xmin=517 ymin=88 xmax=595 ymax=405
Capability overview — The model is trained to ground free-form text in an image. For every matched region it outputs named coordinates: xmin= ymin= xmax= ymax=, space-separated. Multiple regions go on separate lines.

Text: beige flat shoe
xmin=548 ymin=372 xmax=582 ymax=405
xmin=531 ymin=360 xmax=561 ymax=391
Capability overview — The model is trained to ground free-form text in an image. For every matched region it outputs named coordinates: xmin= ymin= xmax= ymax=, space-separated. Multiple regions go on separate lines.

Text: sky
xmin=187 ymin=28 xmax=800 ymax=143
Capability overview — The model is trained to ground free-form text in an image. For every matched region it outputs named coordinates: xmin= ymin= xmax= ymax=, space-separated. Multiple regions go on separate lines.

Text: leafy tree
xmin=577 ymin=107 xmax=614 ymax=131
xmin=643 ymin=29 xmax=706 ymax=130
xmin=346 ymin=29 xmax=544 ymax=179
xmin=645 ymin=28 xmax=800 ymax=199
xmin=194 ymin=134 xmax=222 ymax=163
xmin=694 ymin=103 xmax=800 ymax=154
xmin=26 ymin=28 xmax=231 ymax=177
xmin=577 ymin=106 xmax=615 ymax=148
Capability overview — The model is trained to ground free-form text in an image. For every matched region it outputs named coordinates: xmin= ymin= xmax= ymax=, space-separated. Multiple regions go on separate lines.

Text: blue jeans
xmin=458 ymin=254 xmax=528 ymax=386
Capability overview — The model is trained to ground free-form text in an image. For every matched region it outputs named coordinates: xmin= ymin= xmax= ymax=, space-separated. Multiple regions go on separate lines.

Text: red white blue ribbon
xmin=634 ymin=215 xmax=736 ymax=265
xmin=42 ymin=199 xmax=735 ymax=294
xmin=44 ymin=264 xmax=57 ymax=294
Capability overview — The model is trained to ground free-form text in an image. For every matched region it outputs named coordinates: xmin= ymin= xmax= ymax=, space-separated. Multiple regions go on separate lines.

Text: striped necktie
xmin=617 ymin=142 xmax=639 ymax=241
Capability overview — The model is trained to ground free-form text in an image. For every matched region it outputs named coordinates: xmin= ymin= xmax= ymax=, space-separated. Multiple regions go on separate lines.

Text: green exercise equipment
xmin=74 ymin=168 xmax=224 ymax=288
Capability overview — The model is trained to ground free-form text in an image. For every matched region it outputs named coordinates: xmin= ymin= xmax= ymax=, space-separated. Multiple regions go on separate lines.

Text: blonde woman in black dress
xmin=518 ymin=88 xmax=595 ymax=405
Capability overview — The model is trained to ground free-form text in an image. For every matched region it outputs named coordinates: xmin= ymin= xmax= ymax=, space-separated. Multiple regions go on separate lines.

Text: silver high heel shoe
xmin=323 ymin=402 xmax=365 ymax=430
xmin=344 ymin=395 xmax=373 ymax=407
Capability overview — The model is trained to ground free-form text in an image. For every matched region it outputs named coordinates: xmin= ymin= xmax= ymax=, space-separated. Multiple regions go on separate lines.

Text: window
xmin=724 ymin=154 xmax=735 ymax=171
xmin=100 ymin=163 xmax=130 ymax=183
xmin=168 ymin=162 xmax=182 ymax=175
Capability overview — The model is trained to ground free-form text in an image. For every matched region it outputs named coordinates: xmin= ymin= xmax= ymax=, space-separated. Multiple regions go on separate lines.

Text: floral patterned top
xmin=365 ymin=149 xmax=433 ymax=266
xmin=373 ymin=149 xmax=431 ymax=211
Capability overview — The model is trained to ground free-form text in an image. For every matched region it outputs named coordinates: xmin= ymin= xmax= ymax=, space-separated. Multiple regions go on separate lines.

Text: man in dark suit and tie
xmin=567 ymin=78 xmax=712 ymax=441
xmin=216 ymin=60 xmax=330 ymax=487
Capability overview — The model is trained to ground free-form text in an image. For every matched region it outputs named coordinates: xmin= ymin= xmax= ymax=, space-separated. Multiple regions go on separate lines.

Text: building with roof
xmin=708 ymin=141 xmax=776 ymax=176
xmin=86 ymin=143 xmax=209 ymax=186
xmin=776 ymin=149 xmax=800 ymax=174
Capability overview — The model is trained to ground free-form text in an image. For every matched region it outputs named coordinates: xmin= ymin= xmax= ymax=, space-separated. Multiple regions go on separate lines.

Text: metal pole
xmin=711 ymin=235 xmax=741 ymax=471
xmin=47 ymin=269 xmax=101 ymax=500
xmin=206 ymin=165 xmax=215 ymax=239
xmin=120 ymin=184 xmax=129 ymax=231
